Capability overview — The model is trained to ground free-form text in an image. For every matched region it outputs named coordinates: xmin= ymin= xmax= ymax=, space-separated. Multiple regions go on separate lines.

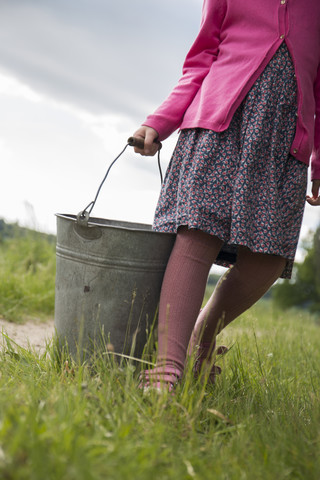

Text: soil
xmin=0 ymin=317 xmax=55 ymax=353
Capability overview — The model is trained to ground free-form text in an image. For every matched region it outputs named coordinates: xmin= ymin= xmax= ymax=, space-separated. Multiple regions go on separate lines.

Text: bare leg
xmin=192 ymin=246 xmax=286 ymax=352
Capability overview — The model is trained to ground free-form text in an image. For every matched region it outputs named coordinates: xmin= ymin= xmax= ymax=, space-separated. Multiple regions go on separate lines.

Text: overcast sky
xmin=0 ymin=0 xmax=318 ymax=258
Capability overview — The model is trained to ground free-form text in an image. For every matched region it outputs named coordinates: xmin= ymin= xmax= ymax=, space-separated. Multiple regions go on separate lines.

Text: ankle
xmin=190 ymin=337 xmax=217 ymax=359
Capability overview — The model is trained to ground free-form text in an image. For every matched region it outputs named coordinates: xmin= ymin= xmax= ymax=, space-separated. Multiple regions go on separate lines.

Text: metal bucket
xmin=54 ymin=214 xmax=175 ymax=359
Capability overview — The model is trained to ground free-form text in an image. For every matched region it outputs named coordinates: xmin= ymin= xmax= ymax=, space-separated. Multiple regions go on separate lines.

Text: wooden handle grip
xmin=127 ymin=137 xmax=145 ymax=149
xmin=127 ymin=136 xmax=162 ymax=150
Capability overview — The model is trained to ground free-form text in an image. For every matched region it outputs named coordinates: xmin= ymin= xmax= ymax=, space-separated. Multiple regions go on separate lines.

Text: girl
xmin=133 ymin=0 xmax=320 ymax=391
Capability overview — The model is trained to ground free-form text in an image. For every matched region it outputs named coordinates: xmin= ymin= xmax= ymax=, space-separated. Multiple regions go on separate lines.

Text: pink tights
xmin=156 ymin=227 xmax=286 ymax=374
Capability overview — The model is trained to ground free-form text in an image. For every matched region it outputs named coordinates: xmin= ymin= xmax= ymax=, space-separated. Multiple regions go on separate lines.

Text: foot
xmin=138 ymin=365 xmax=182 ymax=393
xmin=192 ymin=341 xmax=229 ymax=383
xmin=188 ymin=325 xmax=229 ymax=383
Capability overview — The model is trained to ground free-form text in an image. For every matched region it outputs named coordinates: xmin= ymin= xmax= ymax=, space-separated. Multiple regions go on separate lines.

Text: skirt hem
xmin=153 ymin=221 xmax=294 ymax=279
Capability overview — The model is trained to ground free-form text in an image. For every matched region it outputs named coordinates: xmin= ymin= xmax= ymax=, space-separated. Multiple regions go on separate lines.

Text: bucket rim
xmin=55 ymin=213 xmax=175 ymax=236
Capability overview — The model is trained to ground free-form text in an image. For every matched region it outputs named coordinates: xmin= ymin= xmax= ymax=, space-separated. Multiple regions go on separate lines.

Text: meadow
xmin=0 ymin=230 xmax=319 ymax=479
xmin=0 ymin=228 xmax=55 ymax=323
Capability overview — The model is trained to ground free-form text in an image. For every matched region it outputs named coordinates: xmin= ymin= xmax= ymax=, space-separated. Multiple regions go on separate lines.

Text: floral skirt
xmin=153 ymin=43 xmax=308 ymax=279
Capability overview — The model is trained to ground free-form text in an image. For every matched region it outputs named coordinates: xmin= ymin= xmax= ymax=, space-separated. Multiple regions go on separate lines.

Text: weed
xmin=0 ymin=301 xmax=319 ymax=479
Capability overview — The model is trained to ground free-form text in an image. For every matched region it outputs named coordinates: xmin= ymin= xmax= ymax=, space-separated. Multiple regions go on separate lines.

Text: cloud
xmin=0 ymin=70 xmax=178 ymax=233
xmin=0 ymin=0 xmax=319 ymax=250
xmin=0 ymin=0 xmax=201 ymax=121
xmin=0 ymin=72 xmax=42 ymax=102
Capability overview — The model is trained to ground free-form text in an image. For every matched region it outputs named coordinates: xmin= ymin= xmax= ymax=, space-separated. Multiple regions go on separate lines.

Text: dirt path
xmin=0 ymin=318 xmax=55 ymax=353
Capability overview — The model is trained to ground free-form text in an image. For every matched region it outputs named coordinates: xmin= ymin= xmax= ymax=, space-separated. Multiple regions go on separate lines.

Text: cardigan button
xmin=280 ymin=0 xmax=286 ymax=4
xmin=293 ymin=148 xmax=298 ymax=154
xmin=280 ymin=34 xmax=285 ymax=39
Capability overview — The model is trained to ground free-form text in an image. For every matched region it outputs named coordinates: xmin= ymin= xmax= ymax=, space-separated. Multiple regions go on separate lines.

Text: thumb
xmin=311 ymin=179 xmax=320 ymax=198
xmin=144 ymin=129 xmax=159 ymax=150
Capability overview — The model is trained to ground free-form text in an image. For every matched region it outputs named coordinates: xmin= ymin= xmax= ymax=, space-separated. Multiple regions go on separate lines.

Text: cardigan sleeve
xmin=142 ymin=0 xmax=226 ymax=141
xmin=311 ymin=63 xmax=320 ymax=181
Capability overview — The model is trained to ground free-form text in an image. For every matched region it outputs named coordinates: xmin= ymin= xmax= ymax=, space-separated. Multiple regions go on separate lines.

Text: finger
xmin=130 ymin=127 xmax=160 ymax=156
xmin=306 ymin=196 xmax=320 ymax=206
xmin=311 ymin=179 xmax=320 ymax=198
xmin=311 ymin=185 xmax=319 ymax=198
xmin=133 ymin=136 xmax=147 ymax=155
xmin=130 ymin=128 xmax=147 ymax=154
xmin=133 ymin=142 xmax=158 ymax=156
xmin=144 ymin=131 xmax=160 ymax=156
xmin=136 ymin=141 xmax=159 ymax=157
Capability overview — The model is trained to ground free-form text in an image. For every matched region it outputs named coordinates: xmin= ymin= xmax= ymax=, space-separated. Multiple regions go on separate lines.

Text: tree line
xmin=273 ymin=225 xmax=320 ymax=313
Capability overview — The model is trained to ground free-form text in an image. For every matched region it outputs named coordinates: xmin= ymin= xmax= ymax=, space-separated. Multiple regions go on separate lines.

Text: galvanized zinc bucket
xmin=54 ymin=138 xmax=175 ymax=360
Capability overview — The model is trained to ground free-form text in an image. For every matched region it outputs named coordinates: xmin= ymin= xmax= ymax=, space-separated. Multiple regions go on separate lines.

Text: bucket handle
xmin=77 ymin=137 xmax=162 ymax=226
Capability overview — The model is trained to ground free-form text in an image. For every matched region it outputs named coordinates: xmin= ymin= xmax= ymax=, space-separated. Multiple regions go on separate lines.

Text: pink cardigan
xmin=143 ymin=0 xmax=320 ymax=180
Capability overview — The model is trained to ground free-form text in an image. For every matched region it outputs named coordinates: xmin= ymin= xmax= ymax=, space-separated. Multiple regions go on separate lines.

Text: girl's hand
xmin=131 ymin=126 xmax=160 ymax=156
xmin=306 ymin=179 xmax=320 ymax=206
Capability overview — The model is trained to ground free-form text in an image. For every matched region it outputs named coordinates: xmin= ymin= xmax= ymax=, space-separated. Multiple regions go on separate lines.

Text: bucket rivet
xmin=84 ymin=285 xmax=90 ymax=293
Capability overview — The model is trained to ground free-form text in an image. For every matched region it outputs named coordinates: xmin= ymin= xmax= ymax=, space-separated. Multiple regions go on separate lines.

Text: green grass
xmin=0 ymin=301 xmax=319 ymax=480
xmin=0 ymin=233 xmax=55 ymax=322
